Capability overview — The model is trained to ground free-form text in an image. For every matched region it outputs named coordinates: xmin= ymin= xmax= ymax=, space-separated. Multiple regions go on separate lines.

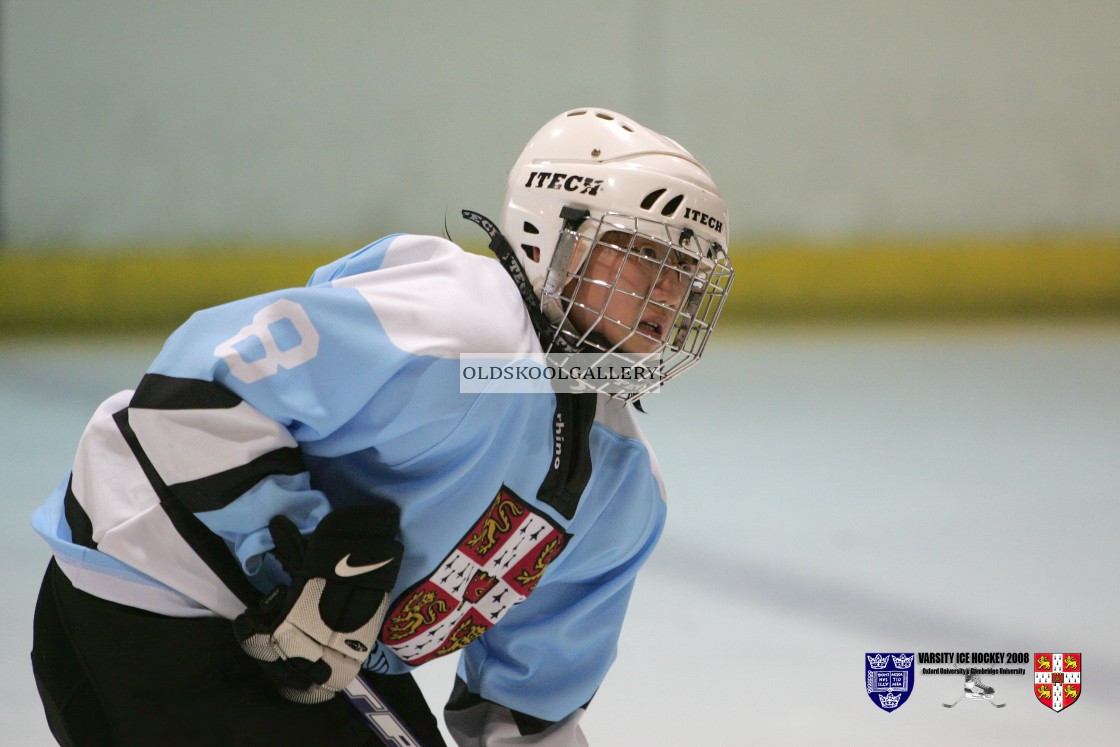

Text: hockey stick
xmin=342 ymin=677 xmax=426 ymax=746
xmin=942 ymin=693 xmax=1006 ymax=709
xmin=942 ymin=693 xmax=965 ymax=708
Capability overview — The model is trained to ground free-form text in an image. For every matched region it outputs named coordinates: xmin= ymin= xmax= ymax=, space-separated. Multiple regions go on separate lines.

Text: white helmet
xmin=497 ymin=107 xmax=734 ymax=400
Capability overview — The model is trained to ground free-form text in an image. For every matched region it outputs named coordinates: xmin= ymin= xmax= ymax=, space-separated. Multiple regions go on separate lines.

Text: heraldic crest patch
xmin=865 ymin=652 xmax=915 ymax=712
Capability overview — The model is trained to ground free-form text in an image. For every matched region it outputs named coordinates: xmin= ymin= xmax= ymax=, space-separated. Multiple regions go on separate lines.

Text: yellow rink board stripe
xmin=2 ymin=237 xmax=1119 ymax=333
xmin=726 ymin=236 xmax=1120 ymax=321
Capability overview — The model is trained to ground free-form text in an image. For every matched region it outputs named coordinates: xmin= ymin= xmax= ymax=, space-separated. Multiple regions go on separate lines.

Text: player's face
xmin=565 ymin=231 xmax=694 ymax=354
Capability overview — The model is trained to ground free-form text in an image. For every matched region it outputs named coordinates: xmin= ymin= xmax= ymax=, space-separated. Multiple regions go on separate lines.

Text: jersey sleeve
xmin=62 ymin=235 xmax=527 ymax=618
xmin=61 ymin=279 xmax=407 ymax=616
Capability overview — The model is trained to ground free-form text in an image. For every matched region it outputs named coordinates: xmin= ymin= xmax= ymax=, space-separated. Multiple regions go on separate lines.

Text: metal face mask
xmin=540 ymin=212 xmax=733 ymax=400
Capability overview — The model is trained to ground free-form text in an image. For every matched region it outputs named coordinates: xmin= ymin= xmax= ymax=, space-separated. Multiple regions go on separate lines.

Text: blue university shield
xmin=865 ymin=652 xmax=915 ymax=712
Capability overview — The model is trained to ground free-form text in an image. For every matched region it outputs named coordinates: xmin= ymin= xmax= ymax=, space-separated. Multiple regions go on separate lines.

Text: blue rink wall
xmin=3 ymin=323 xmax=1119 ymax=745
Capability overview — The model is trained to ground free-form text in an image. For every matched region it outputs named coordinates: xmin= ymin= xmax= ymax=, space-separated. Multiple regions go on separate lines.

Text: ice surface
xmin=4 ymin=323 xmax=1117 ymax=745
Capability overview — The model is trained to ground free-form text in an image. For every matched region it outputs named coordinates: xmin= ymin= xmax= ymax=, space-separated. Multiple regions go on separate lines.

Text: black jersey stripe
xmin=169 ymin=446 xmax=306 ymax=512
xmin=131 ymin=373 xmax=242 ymax=410
xmin=127 ymin=372 xmax=306 ymax=500
xmin=63 ymin=476 xmax=97 ymax=550
xmin=111 ymin=408 xmax=262 ymax=608
xmin=536 ymin=392 xmax=596 ymax=520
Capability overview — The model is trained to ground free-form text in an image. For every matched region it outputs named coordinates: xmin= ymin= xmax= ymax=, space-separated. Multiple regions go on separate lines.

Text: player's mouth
xmin=638 ymin=317 xmax=668 ymax=341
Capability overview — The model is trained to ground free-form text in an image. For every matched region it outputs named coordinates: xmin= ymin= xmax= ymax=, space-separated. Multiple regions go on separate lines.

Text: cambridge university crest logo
xmin=380 ymin=486 xmax=569 ymax=665
xmin=1034 ymin=653 xmax=1081 ymax=712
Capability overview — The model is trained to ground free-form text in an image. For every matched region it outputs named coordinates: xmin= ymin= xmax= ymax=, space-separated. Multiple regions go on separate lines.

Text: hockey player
xmin=31 ymin=108 xmax=734 ymax=746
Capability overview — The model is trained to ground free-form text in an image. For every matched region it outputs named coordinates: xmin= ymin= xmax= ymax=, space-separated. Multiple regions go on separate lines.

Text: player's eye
xmin=669 ymin=251 xmax=696 ymax=272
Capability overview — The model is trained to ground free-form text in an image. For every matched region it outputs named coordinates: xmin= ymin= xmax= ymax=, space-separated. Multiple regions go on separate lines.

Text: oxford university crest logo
xmin=865 ymin=653 xmax=915 ymax=712
xmin=1034 ymin=653 xmax=1081 ymax=712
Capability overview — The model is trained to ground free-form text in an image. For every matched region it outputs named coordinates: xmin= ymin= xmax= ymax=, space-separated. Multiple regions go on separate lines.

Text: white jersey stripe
xmin=97 ymin=503 xmax=247 ymax=619
xmin=129 ymin=401 xmax=298 ymax=486
xmin=70 ymin=391 xmax=160 ymax=542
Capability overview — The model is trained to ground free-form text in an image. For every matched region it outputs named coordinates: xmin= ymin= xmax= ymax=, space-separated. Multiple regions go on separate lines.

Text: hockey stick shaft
xmin=342 ymin=676 xmax=426 ymax=747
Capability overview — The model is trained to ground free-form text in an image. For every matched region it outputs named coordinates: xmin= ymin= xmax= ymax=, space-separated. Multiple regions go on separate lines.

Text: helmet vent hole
xmin=661 ymin=194 xmax=684 ymax=216
xmin=567 ymin=110 xmax=586 ymax=117
xmin=640 ymin=189 xmax=666 ymax=210
xmin=523 ymin=222 xmax=539 ymax=235
xmin=621 ymin=124 xmax=634 ymax=132
xmin=521 ymin=244 xmax=541 ymax=263
xmin=596 ymin=112 xmax=614 ymax=121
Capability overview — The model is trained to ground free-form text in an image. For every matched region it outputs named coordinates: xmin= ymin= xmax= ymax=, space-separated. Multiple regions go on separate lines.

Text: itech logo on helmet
xmin=524 ymin=171 xmax=604 ymax=196
xmin=683 ymin=207 xmax=723 ymax=235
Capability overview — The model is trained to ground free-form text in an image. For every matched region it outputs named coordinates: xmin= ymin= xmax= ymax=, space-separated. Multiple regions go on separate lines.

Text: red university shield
xmin=1033 ymin=653 xmax=1081 ymax=712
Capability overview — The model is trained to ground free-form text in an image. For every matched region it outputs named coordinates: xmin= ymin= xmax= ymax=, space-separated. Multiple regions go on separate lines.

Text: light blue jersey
xmin=32 ymin=234 xmax=667 ymax=725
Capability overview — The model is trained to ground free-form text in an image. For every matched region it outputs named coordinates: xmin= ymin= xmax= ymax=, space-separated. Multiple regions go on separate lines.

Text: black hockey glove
xmin=234 ymin=506 xmax=403 ymax=704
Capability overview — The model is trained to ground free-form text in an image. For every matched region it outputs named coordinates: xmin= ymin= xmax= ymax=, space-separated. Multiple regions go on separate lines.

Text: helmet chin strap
xmin=461 ymin=209 xmax=589 ymax=355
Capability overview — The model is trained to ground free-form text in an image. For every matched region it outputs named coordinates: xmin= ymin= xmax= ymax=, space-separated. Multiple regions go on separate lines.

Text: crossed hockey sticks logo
xmin=942 ymin=674 xmax=1006 ymax=708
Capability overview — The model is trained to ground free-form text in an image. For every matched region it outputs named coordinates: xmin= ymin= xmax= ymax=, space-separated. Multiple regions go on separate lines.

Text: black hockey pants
xmin=32 ymin=559 xmax=446 ymax=746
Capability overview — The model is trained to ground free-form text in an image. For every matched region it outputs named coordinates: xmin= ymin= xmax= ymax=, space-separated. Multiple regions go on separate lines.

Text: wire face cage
xmin=539 ymin=212 xmax=735 ymax=401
